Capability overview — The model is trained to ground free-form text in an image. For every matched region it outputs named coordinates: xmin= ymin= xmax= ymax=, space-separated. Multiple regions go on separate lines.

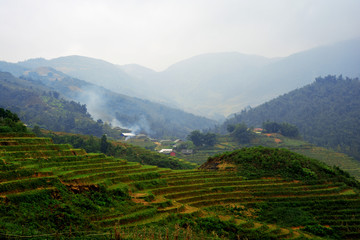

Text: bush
xmin=7 ymin=189 xmax=55 ymax=204
xmin=0 ymin=126 xmax=12 ymax=133
xmin=0 ymin=108 xmax=27 ymax=133
xmin=257 ymin=204 xmax=316 ymax=227
xmin=133 ymin=179 xmax=167 ymax=190
xmin=304 ymin=224 xmax=340 ymax=239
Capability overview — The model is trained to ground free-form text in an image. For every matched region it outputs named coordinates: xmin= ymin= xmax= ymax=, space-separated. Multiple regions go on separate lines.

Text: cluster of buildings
xmin=121 ymin=132 xmax=193 ymax=157
xmin=157 ymin=139 xmax=194 ymax=157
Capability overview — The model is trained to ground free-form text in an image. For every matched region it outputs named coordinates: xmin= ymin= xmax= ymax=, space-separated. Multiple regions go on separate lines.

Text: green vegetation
xmin=1 ymin=107 xmax=360 ymax=239
xmin=262 ymin=121 xmax=300 ymax=138
xmin=1 ymin=133 xmax=360 ymax=239
xmin=36 ymin=130 xmax=195 ymax=170
xmin=180 ymin=128 xmax=360 ymax=181
xmin=0 ymin=72 xmax=125 ymax=139
xmin=223 ymin=75 xmax=360 ymax=161
xmin=0 ymin=108 xmax=27 ymax=133
xmin=205 ymin=147 xmax=360 ymax=188
xmin=227 ymin=122 xmax=256 ymax=143
xmin=187 ymin=130 xmax=217 ymax=147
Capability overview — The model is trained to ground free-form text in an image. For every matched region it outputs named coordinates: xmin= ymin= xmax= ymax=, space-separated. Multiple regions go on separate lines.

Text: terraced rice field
xmin=1 ymin=133 xmax=360 ymax=239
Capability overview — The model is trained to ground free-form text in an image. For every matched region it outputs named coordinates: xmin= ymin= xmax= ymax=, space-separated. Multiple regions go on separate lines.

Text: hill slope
xmin=223 ymin=75 xmax=360 ymax=161
xmin=1 ymin=131 xmax=360 ymax=239
xmin=175 ymin=130 xmax=360 ymax=180
xmin=20 ymin=68 xmax=216 ymax=138
xmin=0 ymin=70 xmax=216 ymax=139
xmin=201 ymin=147 xmax=358 ymax=183
xmin=0 ymin=72 xmax=112 ymax=137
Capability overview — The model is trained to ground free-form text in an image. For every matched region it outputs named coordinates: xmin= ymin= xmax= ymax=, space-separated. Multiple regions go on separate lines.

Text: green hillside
xmin=1 ymin=111 xmax=360 ymax=239
xmin=1 ymin=134 xmax=359 ymax=239
xmin=40 ymin=130 xmax=197 ymax=171
xmin=0 ymin=65 xmax=217 ymax=139
xmin=173 ymin=131 xmax=360 ymax=181
xmin=0 ymin=72 xmax=126 ymax=139
xmin=223 ymin=75 xmax=360 ymax=161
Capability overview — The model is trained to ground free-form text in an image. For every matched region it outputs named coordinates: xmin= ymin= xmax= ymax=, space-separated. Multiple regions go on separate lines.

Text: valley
xmin=0 ymin=38 xmax=359 ymax=239
xmin=1 ymin=1 xmax=360 ymax=239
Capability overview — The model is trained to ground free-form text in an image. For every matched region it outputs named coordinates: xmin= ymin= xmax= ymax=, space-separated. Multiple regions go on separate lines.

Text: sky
xmin=1 ymin=0 xmax=360 ymax=71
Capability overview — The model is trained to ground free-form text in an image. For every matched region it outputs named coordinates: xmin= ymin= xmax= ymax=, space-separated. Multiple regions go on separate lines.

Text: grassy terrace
xmin=1 ymin=133 xmax=360 ymax=239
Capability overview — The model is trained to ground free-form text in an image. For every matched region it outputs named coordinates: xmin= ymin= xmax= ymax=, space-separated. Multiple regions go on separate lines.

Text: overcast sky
xmin=1 ymin=0 xmax=360 ymax=71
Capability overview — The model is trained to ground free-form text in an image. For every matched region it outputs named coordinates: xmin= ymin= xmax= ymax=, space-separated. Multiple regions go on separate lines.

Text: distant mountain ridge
xmin=1 ymin=38 xmax=359 ymax=123
xmin=18 ymin=55 xmax=144 ymax=98
xmin=13 ymin=38 xmax=360 ymax=119
xmin=153 ymin=39 xmax=360 ymax=117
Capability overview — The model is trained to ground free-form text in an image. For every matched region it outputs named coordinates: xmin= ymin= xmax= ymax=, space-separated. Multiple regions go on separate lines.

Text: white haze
xmin=78 ymin=86 xmax=152 ymax=134
xmin=1 ymin=0 xmax=360 ymax=71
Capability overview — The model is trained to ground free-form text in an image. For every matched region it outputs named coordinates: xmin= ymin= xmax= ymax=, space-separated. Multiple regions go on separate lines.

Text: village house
xmin=159 ymin=149 xmax=176 ymax=156
xmin=159 ymin=149 xmax=173 ymax=154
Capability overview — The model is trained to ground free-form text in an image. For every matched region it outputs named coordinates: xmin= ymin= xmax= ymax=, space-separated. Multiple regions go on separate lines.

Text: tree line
xmin=0 ymin=108 xmax=27 ymax=133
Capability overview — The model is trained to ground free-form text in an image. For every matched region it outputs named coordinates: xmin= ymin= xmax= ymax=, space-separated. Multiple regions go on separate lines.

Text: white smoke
xmin=75 ymin=85 xmax=153 ymax=136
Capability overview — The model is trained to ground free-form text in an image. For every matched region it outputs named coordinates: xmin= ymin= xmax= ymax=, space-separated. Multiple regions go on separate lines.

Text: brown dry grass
xmin=217 ymin=162 xmax=237 ymax=171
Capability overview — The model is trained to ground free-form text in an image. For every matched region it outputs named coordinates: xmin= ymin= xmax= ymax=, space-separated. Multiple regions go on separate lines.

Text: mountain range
xmin=0 ymin=38 xmax=359 ymax=137
xmin=147 ymin=38 xmax=360 ymax=118
xmin=4 ymin=38 xmax=358 ymax=121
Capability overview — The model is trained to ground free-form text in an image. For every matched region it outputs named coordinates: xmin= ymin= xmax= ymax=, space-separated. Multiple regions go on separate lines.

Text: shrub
xmin=257 ymin=204 xmax=316 ymax=227
xmin=133 ymin=179 xmax=167 ymax=190
xmin=7 ymin=189 xmax=55 ymax=204
xmin=304 ymin=224 xmax=340 ymax=239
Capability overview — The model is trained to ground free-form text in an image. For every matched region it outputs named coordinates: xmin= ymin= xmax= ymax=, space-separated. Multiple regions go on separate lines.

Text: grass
xmin=0 ymin=134 xmax=360 ymax=239
xmin=179 ymin=133 xmax=360 ymax=181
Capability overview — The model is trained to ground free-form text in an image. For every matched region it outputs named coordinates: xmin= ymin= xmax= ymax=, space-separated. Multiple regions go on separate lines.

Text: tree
xmin=187 ymin=130 xmax=203 ymax=147
xmin=262 ymin=121 xmax=281 ymax=133
xmin=32 ymin=125 xmax=42 ymax=136
xmin=227 ymin=124 xmax=236 ymax=133
xmin=86 ymin=135 xmax=100 ymax=153
xmin=0 ymin=108 xmax=27 ymax=133
xmin=100 ymin=135 xmax=109 ymax=154
xmin=280 ymin=123 xmax=299 ymax=138
xmin=0 ymin=108 xmax=20 ymax=122
xmin=263 ymin=121 xmax=299 ymax=138
xmin=203 ymin=132 xmax=217 ymax=146
xmin=174 ymin=141 xmax=195 ymax=151
xmin=187 ymin=130 xmax=217 ymax=147
xmin=230 ymin=123 xmax=253 ymax=143
xmin=64 ymin=115 xmax=76 ymax=132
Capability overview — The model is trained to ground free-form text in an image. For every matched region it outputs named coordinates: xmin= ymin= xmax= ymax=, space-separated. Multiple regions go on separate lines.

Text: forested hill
xmin=0 ymin=70 xmax=216 ymax=139
xmin=223 ymin=75 xmax=360 ymax=161
xmin=19 ymin=68 xmax=216 ymax=139
xmin=0 ymin=71 xmax=122 ymax=138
